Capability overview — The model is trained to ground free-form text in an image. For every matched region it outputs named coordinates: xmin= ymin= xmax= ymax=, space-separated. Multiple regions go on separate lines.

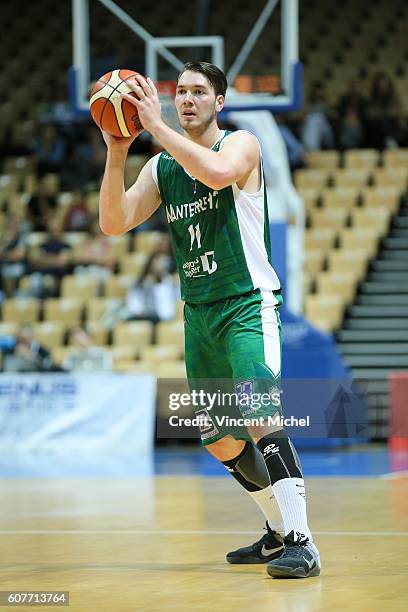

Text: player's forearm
xmin=150 ymin=123 xmax=229 ymax=190
xmin=99 ymin=150 xmax=132 ymax=236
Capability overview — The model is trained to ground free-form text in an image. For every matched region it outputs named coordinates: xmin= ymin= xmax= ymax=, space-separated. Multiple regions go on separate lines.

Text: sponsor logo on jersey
xmin=165 ymin=190 xmax=219 ymax=223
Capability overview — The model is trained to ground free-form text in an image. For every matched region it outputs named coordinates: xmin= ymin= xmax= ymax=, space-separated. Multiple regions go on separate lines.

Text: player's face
xmin=175 ymin=71 xmax=224 ymax=132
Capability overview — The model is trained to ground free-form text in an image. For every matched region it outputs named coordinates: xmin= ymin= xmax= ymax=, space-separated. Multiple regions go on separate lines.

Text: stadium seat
xmin=112 ymin=321 xmax=153 ymax=351
xmin=316 ymin=272 xmax=358 ymax=304
xmin=107 ymin=236 xmax=130 ymax=258
xmin=328 ymin=250 xmax=369 ymax=279
xmin=51 ymin=346 xmax=74 ymax=366
xmin=61 ymin=275 xmax=100 ymax=300
xmin=2 ymin=298 xmax=40 ymax=324
xmin=134 ymin=231 xmax=168 ymax=256
xmin=343 ymin=149 xmax=380 ymax=169
xmin=321 ymin=188 xmax=359 ymax=210
xmin=156 ymin=321 xmax=185 ymax=351
xmin=332 ymin=169 xmax=372 ymax=190
xmin=175 ymin=300 xmax=184 ymax=320
xmin=361 ymin=187 xmax=401 ymax=214
xmin=304 ymin=228 xmax=337 ymax=254
xmin=33 ymin=322 xmax=66 ymax=350
xmin=304 ymin=294 xmax=344 ymax=332
xmin=110 ymin=345 xmax=138 ymax=362
xmin=85 ymin=322 xmax=110 ymax=345
xmin=104 ymin=275 xmax=134 ymax=298
xmin=297 ymin=188 xmax=320 ymax=213
xmin=383 ymin=148 xmax=408 ymax=169
xmin=294 ymin=169 xmax=331 ymax=191
xmin=141 ymin=344 xmax=183 ymax=364
xmin=352 ymin=207 xmax=391 ymax=235
xmin=339 ymin=228 xmax=380 ymax=258
xmin=114 ymin=360 xmax=155 ymax=374
xmin=0 ymin=322 xmax=18 ymax=336
xmin=304 ymin=249 xmax=326 ymax=276
xmin=43 ymin=298 xmax=84 ymax=324
xmin=86 ymin=297 xmax=122 ymax=322
xmin=309 ymin=208 xmax=349 ymax=230
xmin=155 ymin=360 xmax=187 ymax=378
xmin=305 ymin=150 xmax=339 ymax=170
xmin=374 ymin=168 xmax=408 ymax=191
xmin=119 ymin=253 xmax=148 ymax=276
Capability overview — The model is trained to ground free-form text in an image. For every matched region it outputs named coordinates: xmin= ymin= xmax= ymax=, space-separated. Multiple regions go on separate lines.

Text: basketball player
xmin=98 ymin=62 xmax=321 ymax=578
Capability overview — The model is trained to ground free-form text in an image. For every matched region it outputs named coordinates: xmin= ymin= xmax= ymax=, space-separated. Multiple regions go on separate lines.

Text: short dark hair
xmin=177 ymin=62 xmax=228 ymax=98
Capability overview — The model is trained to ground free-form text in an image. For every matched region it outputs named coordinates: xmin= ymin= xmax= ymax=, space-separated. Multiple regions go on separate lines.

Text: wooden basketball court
xmin=1 ymin=471 xmax=407 ymax=611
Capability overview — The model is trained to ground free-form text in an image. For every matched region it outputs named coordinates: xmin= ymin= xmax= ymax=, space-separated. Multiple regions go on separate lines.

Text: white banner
xmin=0 ymin=374 xmax=156 ymax=454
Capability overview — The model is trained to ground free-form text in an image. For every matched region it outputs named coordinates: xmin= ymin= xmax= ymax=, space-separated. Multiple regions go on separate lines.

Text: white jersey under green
xmin=151 ymin=130 xmax=281 ymax=304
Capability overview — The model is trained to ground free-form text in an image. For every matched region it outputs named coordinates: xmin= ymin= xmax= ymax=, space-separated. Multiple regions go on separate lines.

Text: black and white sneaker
xmin=266 ymin=530 xmax=321 ymax=578
xmin=226 ymin=523 xmax=284 ymax=564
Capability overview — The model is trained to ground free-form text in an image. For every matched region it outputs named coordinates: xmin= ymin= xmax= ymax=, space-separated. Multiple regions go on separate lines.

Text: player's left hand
xmin=122 ymin=74 xmax=163 ymax=134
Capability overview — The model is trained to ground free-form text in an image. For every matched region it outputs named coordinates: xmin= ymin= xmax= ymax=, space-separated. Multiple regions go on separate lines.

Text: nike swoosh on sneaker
xmin=261 ymin=544 xmax=284 ymax=556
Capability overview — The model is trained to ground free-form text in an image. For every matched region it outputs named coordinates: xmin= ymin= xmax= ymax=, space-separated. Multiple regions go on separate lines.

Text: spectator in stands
xmin=124 ymin=246 xmax=178 ymax=324
xmin=31 ymin=124 xmax=67 ymax=177
xmin=59 ymin=146 xmax=86 ymax=190
xmin=26 ymin=178 xmax=58 ymax=231
xmin=275 ymin=114 xmax=308 ymax=170
xmin=73 ymin=217 xmax=116 ymax=279
xmin=365 ymin=71 xmax=402 ymax=150
xmin=64 ymin=190 xmax=91 ymax=232
xmin=63 ymin=326 xmax=112 ymax=373
xmin=29 ymin=216 xmax=72 ymax=297
xmin=0 ymin=217 xmax=28 ymax=297
xmin=132 ymin=206 xmax=168 ymax=234
xmin=301 ymin=81 xmax=335 ymax=150
xmin=336 ymin=78 xmax=367 ymax=150
xmin=77 ymin=125 xmax=107 ymax=185
xmin=3 ymin=324 xmax=58 ymax=372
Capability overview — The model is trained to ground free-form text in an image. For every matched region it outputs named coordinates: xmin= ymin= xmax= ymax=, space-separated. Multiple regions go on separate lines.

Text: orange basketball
xmin=89 ymin=69 xmax=144 ymax=138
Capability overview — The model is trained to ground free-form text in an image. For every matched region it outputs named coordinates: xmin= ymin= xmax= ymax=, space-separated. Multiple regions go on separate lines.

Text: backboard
xmin=70 ymin=0 xmax=301 ymax=118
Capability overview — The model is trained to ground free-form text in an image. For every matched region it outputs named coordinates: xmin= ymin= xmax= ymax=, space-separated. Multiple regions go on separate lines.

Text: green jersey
xmin=152 ymin=130 xmax=281 ymax=304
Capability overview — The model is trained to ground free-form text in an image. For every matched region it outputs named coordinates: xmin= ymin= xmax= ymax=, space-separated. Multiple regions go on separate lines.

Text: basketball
xmin=89 ymin=68 xmax=144 ymax=138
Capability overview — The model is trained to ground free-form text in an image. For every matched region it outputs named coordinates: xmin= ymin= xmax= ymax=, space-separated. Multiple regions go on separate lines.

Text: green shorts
xmin=184 ymin=289 xmax=283 ymax=445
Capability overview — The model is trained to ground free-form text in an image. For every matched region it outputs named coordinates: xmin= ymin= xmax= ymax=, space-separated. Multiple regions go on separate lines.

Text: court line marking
xmin=0 ymin=530 xmax=407 ymax=536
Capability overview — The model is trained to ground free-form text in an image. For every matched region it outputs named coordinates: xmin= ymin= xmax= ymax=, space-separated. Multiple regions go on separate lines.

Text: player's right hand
xmin=101 ymin=129 xmax=137 ymax=150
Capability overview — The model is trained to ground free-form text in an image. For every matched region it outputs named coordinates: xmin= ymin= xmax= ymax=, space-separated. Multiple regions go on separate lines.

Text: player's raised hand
xmin=122 ymin=74 xmax=164 ymax=135
xmin=100 ymin=129 xmax=137 ymax=151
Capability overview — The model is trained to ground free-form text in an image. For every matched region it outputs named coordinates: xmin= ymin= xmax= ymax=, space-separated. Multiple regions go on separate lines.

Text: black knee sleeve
xmin=222 ymin=441 xmax=270 ymax=492
xmin=256 ymin=432 xmax=303 ymax=485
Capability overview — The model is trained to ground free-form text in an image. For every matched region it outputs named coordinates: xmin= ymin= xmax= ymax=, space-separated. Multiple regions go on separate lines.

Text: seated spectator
xmin=26 ymin=179 xmax=58 ymax=231
xmin=336 ymin=79 xmax=367 ymax=150
xmin=76 ymin=125 xmax=107 ymax=185
xmin=301 ymin=81 xmax=335 ymax=150
xmin=31 ymin=124 xmax=67 ymax=177
xmin=64 ymin=190 xmax=91 ymax=232
xmin=0 ymin=217 xmax=28 ymax=297
xmin=365 ymin=71 xmax=402 ymax=150
xmin=74 ymin=217 xmax=116 ymax=280
xmin=3 ymin=324 xmax=59 ymax=372
xmin=124 ymin=249 xmax=179 ymax=324
xmin=29 ymin=216 xmax=72 ymax=297
xmin=63 ymin=326 xmax=112 ymax=373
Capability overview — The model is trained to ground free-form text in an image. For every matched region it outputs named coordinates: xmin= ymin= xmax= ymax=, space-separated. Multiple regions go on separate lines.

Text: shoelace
xmin=284 ymin=536 xmax=310 ymax=547
xmin=257 ymin=526 xmax=278 ymax=546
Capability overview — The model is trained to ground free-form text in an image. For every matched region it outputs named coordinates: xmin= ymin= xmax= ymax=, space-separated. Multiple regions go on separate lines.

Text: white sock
xmin=247 ymin=485 xmax=284 ymax=536
xmin=272 ymin=477 xmax=313 ymax=541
